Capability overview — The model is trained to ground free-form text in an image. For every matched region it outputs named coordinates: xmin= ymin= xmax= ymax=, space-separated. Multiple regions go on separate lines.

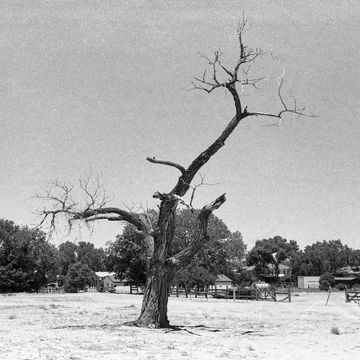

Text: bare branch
xmin=218 ymin=61 xmax=233 ymax=77
xmin=167 ymin=193 xmax=226 ymax=268
xmin=146 ymin=157 xmax=186 ymax=177
xmin=239 ymin=76 xmax=266 ymax=89
xmin=247 ymin=77 xmax=317 ymax=121
xmin=277 ymin=77 xmax=287 ymax=111
xmin=171 ymin=109 xmax=249 ymax=196
xmin=171 ymin=15 xmax=315 ymax=201
xmin=188 ymin=174 xmax=217 ymax=209
xmin=37 ymin=176 xmax=153 ymax=240
xmin=84 ymin=215 xmax=124 ymax=222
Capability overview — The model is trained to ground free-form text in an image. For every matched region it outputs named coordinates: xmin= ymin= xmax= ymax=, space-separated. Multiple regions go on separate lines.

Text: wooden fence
xmin=345 ymin=289 xmax=360 ymax=304
xmin=38 ymin=287 xmax=64 ymax=294
xmin=170 ymin=285 xmax=292 ymax=302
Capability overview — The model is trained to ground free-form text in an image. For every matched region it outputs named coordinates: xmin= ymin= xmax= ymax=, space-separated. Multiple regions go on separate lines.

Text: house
xmin=297 ymin=276 xmax=320 ymax=289
xmin=211 ymin=274 xmax=233 ymax=289
xmin=333 ymin=267 xmax=360 ymax=289
xmin=89 ymin=272 xmax=127 ymax=292
xmin=89 ymin=271 xmax=113 ymax=291
xmin=267 ymin=263 xmax=291 ymax=276
xmin=102 ymin=275 xmax=128 ymax=292
xmin=240 ymin=263 xmax=292 ymax=285
xmin=241 ymin=263 xmax=291 ymax=276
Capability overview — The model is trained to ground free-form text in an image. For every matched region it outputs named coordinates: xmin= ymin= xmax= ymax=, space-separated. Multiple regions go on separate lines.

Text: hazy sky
xmin=1 ymin=0 xmax=360 ymax=250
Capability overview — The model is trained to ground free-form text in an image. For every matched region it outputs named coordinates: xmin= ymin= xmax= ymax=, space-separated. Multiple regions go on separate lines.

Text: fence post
xmin=288 ymin=286 xmax=292 ymax=303
xmin=176 ymin=286 xmax=179 ymax=297
xmin=185 ymin=286 xmax=188 ymax=298
xmin=233 ymin=286 xmax=236 ymax=301
xmin=195 ymin=287 xmax=198 ymax=298
xmin=215 ymin=285 xmax=217 ymax=297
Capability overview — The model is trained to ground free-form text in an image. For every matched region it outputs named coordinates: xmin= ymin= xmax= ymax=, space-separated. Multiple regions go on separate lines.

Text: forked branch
xmin=167 ymin=193 xmax=226 ymax=268
xmin=163 ymin=16 xmax=314 ymax=197
xmin=192 ymin=15 xmax=264 ymax=97
xmin=247 ymin=77 xmax=316 ymax=122
xmin=38 ymin=178 xmax=152 ymax=239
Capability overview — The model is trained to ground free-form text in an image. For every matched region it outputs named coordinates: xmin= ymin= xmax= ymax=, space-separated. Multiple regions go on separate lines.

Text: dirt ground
xmin=0 ymin=291 xmax=359 ymax=359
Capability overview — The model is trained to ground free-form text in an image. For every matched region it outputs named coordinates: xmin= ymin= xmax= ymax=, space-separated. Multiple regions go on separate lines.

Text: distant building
xmin=333 ymin=277 xmax=360 ymax=289
xmin=211 ymin=274 xmax=233 ymax=289
xmin=90 ymin=272 xmax=128 ymax=292
xmin=333 ymin=267 xmax=360 ymax=289
xmin=297 ymin=276 xmax=320 ymax=289
xmin=241 ymin=263 xmax=291 ymax=276
xmin=267 ymin=263 xmax=291 ymax=276
xmin=102 ymin=274 xmax=128 ymax=292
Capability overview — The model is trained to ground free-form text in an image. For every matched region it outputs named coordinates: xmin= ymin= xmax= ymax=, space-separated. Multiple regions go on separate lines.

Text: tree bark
xmin=129 ymin=195 xmax=177 ymax=328
xmin=135 ymin=262 xmax=175 ymax=328
xmin=128 ymin=194 xmax=225 ymax=328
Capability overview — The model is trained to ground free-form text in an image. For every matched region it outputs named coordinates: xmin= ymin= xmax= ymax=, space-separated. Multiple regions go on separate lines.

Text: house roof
xmin=104 ymin=275 xmax=129 ymax=283
xmin=107 ymin=275 xmax=121 ymax=283
xmin=334 ymin=277 xmax=358 ymax=281
xmin=215 ymin=274 xmax=232 ymax=282
xmin=335 ymin=266 xmax=360 ymax=276
xmin=95 ymin=271 xmax=115 ymax=278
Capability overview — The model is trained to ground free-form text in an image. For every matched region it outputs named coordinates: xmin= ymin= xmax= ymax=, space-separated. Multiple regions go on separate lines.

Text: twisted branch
xmin=167 ymin=193 xmax=226 ymax=268
xmin=146 ymin=157 xmax=186 ymax=177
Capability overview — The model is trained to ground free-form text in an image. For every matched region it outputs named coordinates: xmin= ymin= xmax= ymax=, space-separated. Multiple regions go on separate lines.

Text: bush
xmin=319 ymin=272 xmax=335 ymax=290
xmin=63 ymin=283 xmax=78 ymax=293
xmin=335 ymin=283 xmax=347 ymax=291
xmin=319 ymin=280 xmax=330 ymax=291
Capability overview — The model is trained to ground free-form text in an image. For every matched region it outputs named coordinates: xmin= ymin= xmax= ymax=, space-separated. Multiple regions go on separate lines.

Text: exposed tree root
xmin=163 ymin=325 xmax=201 ymax=336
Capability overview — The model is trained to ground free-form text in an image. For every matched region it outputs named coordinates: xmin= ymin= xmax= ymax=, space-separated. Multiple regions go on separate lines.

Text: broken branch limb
xmin=146 ymin=157 xmax=186 ymax=177
xmin=167 ymin=193 xmax=226 ymax=268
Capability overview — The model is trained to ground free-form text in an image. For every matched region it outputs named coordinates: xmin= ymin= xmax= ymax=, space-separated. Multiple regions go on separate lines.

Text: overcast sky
xmin=1 ymin=0 xmax=360 ymax=250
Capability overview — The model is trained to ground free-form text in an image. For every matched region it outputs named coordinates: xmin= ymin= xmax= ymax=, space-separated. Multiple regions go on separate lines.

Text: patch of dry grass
xmin=0 ymin=292 xmax=360 ymax=359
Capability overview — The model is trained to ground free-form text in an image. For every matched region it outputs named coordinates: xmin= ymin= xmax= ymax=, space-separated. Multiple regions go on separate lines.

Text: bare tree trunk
xmin=135 ymin=263 xmax=174 ymax=328
xmin=126 ymin=194 xmax=225 ymax=328
xmin=131 ymin=196 xmax=177 ymax=328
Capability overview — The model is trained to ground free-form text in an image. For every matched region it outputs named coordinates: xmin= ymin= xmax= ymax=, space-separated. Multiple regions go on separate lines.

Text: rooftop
xmin=215 ymin=274 xmax=232 ymax=282
xmin=95 ymin=271 xmax=115 ymax=278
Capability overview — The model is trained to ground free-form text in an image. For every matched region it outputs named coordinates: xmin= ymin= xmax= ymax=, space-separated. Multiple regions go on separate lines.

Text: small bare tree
xmin=39 ymin=19 xmax=312 ymax=328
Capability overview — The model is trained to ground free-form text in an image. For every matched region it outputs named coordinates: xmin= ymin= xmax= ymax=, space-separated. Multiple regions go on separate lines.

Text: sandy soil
xmin=0 ymin=291 xmax=359 ymax=359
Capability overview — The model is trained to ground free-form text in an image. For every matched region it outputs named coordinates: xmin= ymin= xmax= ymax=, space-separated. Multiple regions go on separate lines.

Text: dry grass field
xmin=0 ymin=291 xmax=359 ymax=359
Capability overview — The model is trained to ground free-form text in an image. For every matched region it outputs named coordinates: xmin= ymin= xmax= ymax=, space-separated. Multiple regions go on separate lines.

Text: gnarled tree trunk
xmin=136 ymin=262 xmax=175 ymax=328
xmin=133 ymin=197 xmax=177 ymax=328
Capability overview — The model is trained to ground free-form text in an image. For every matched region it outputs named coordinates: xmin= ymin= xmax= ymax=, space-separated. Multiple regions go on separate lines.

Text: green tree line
xmin=1 ymin=214 xmax=360 ymax=293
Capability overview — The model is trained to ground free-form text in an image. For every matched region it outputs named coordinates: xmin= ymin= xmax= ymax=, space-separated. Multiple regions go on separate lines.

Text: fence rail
xmin=345 ymin=289 xmax=360 ymax=304
xmin=170 ymin=285 xmax=292 ymax=302
xmin=37 ymin=287 xmax=64 ymax=294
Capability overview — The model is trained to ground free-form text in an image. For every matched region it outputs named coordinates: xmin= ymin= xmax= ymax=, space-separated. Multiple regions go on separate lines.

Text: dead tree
xmin=39 ymin=19 xmax=312 ymax=328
